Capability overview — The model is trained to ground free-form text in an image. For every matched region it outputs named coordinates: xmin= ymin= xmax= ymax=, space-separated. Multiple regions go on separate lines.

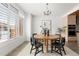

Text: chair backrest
xmin=30 ymin=33 xmax=37 ymax=46
xmin=55 ymin=37 xmax=65 ymax=46
xmin=30 ymin=37 xmax=35 ymax=46
xmin=60 ymin=37 xmax=65 ymax=46
xmin=32 ymin=33 xmax=37 ymax=37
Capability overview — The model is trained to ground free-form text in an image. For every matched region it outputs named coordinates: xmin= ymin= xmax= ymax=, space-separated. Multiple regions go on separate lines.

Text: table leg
xmin=46 ymin=39 xmax=48 ymax=53
xmin=44 ymin=39 xmax=46 ymax=46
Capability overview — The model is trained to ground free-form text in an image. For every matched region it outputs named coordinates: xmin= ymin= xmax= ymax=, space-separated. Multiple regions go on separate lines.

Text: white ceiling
xmin=17 ymin=3 xmax=79 ymax=17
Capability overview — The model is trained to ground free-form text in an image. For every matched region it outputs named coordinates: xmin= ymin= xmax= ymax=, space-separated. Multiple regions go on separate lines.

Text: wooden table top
xmin=34 ymin=34 xmax=60 ymax=40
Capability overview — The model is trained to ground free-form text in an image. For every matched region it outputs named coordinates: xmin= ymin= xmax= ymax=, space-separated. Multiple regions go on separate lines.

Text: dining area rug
xmin=15 ymin=43 xmax=79 ymax=56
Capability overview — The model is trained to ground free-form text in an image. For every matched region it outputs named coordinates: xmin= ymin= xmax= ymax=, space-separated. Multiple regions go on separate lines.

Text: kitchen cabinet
xmin=68 ymin=14 xmax=76 ymax=25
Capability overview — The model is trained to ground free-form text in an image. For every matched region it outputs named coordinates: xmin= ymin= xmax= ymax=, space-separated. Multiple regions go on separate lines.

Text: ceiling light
xmin=43 ymin=3 xmax=52 ymax=15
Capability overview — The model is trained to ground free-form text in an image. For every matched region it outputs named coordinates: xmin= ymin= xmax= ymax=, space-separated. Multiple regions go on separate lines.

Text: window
xmin=9 ymin=13 xmax=17 ymax=38
xmin=0 ymin=4 xmax=9 ymax=40
xmin=0 ymin=3 xmax=19 ymax=41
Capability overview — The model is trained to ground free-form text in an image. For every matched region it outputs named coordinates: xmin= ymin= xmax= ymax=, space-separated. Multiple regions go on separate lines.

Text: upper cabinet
xmin=76 ymin=16 xmax=79 ymax=31
xmin=76 ymin=16 xmax=79 ymax=25
xmin=68 ymin=14 xmax=76 ymax=25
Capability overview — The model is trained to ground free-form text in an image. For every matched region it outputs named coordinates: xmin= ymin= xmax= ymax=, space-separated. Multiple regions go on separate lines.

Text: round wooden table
xmin=34 ymin=34 xmax=60 ymax=53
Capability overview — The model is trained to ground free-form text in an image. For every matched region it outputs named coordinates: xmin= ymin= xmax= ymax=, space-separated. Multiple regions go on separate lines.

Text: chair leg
xmin=34 ymin=49 xmax=38 ymax=56
xmin=59 ymin=47 xmax=62 ymax=56
xmin=55 ymin=46 xmax=56 ymax=51
xmin=51 ymin=46 xmax=53 ymax=53
xmin=42 ymin=45 xmax=44 ymax=53
xmin=30 ymin=46 xmax=33 ymax=54
xmin=63 ymin=47 xmax=66 ymax=55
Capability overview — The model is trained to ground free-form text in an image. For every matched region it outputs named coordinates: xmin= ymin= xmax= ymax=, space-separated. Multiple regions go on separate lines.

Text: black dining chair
xmin=30 ymin=33 xmax=43 ymax=56
xmin=51 ymin=37 xmax=66 ymax=56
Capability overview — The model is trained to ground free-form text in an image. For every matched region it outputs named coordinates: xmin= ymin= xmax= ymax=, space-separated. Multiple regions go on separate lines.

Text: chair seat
xmin=51 ymin=40 xmax=60 ymax=46
xmin=35 ymin=42 xmax=43 ymax=48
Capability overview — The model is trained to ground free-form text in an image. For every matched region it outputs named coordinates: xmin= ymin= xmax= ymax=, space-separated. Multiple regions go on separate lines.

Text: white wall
xmin=32 ymin=15 xmax=66 ymax=34
xmin=25 ymin=13 xmax=32 ymax=41
xmin=32 ymin=16 xmax=42 ymax=34
xmin=32 ymin=15 xmax=54 ymax=34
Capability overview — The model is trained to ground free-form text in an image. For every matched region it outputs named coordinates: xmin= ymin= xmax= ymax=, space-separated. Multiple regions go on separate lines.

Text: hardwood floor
xmin=7 ymin=41 xmax=29 ymax=56
xmin=66 ymin=41 xmax=79 ymax=54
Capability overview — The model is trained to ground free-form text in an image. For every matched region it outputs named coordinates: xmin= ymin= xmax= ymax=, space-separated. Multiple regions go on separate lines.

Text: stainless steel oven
xmin=68 ymin=25 xmax=76 ymax=37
